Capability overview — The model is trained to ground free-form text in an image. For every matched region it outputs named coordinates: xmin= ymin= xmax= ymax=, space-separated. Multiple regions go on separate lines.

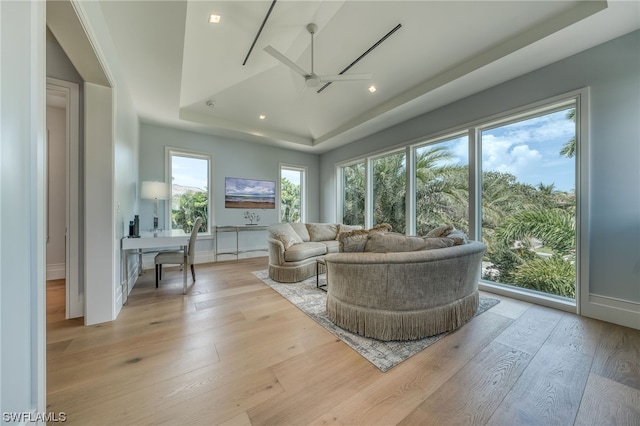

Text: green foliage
xmin=513 ymin=256 xmax=576 ymax=298
xmin=342 ymin=162 xmax=365 ymax=226
xmin=340 ymin=136 xmax=577 ymax=299
xmin=373 ymin=152 xmax=406 ymax=233
xmin=495 ymin=208 xmax=575 ymax=253
xmin=280 ymin=177 xmax=301 ymax=222
xmin=172 ymin=191 xmax=207 ymax=232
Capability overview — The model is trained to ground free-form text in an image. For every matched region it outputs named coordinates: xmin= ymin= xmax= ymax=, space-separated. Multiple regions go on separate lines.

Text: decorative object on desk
xmin=133 ymin=215 xmax=140 ymax=237
xmin=244 ymin=211 xmax=261 ymax=225
xmin=141 ymin=181 xmax=169 ymax=232
xmin=253 ymin=270 xmax=499 ymax=372
xmin=225 ymin=177 xmax=276 ymax=209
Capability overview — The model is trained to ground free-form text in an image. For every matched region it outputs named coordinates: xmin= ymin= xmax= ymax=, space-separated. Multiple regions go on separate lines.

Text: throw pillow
xmin=306 ymin=223 xmax=339 ymax=242
xmin=446 ymin=229 xmax=468 ymax=245
xmin=269 ymin=223 xmax=303 ymax=249
xmin=336 ymin=224 xmax=363 ymax=239
xmin=338 ymin=223 xmax=393 ymax=252
xmin=425 ymin=224 xmax=454 ymax=238
xmin=289 ymin=222 xmax=310 ymax=242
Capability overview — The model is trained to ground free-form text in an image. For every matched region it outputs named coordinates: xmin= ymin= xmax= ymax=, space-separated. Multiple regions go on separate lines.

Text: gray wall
xmin=139 ymin=123 xmax=321 ymax=231
xmin=320 ymin=31 xmax=640 ymax=308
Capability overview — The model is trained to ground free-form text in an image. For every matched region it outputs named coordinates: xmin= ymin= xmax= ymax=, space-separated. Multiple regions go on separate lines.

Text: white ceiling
xmin=96 ymin=0 xmax=640 ymax=153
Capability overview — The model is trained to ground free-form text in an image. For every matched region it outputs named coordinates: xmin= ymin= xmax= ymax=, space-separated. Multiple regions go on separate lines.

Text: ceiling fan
xmin=264 ymin=23 xmax=372 ymax=88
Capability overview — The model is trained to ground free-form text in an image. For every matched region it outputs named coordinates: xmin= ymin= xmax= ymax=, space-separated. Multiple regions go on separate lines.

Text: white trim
xmin=480 ymin=281 xmax=576 ymax=313
xmin=581 ymin=294 xmax=640 ymax=330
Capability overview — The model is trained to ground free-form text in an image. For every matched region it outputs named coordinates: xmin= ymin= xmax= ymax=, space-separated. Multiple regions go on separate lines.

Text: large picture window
xmin=480 ymin=104 xmax=576 ymax=299
xmin=167 ymin=149 xmax=211 ymax=233
xmin=337 ymin=93 xmax=582 ymax=305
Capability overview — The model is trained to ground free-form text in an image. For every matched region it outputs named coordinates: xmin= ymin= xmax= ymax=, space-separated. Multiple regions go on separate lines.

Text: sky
xmin=444 ymin=108 xmax=576 ymax=192
xmin=172 ymin=155 xmax=208 ymax=190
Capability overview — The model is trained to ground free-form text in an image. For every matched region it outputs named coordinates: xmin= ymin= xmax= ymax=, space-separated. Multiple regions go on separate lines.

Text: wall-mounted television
xmin=225 ymin=177 xmax=276 ymax=209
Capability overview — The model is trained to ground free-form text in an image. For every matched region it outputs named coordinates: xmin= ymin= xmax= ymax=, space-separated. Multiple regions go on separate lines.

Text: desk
xmin=121 ymin=229 xmax=190 ymax=303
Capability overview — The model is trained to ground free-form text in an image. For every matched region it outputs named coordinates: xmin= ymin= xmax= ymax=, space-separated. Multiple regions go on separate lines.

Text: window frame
xmin=335 ymin=88 xmax=589 ymax=313
xmin=165 ymin=147 xmax=214 ymax=234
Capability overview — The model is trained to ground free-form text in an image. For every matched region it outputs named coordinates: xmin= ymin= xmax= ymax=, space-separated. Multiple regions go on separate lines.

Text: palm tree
xmin=495 ymin=208 xmax=575 ymax=253
xmin=560 ymin=109 xmax=576 ymax=158
xmin=373 ymin=152 xmax=406 ymax=232
xmin=415 ymin=146 xmax=469 ymax=234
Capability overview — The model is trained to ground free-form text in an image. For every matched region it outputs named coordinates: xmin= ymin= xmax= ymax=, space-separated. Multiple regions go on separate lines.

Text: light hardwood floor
xmin=46 ymin=257 xmax=640 ymax=425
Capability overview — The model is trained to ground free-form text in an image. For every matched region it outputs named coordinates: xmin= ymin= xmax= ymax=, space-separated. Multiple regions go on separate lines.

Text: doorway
xmin=46 ymin=78 xmax=82 ymax=319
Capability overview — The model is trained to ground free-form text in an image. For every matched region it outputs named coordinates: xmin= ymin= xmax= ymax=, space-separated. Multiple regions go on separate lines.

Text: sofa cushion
xmin=269 ymin=223 xmax=303 ymax=249
xmin=289 ymin=222 xmax=310 ymax=242
xmin=324 ymin=240 xmax=340 ymax=253
xmin=364 ymin=232 xmax=454 ymax=253
xmin=338 ymin=223 xmax=393 ymax=252
xmin=284 ymin=242 xmax=327 ymax=262
xmin=306 ymin=223 xmax=339 ymax=241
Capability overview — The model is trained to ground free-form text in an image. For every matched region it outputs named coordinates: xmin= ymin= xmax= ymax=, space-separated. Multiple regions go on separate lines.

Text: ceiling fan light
xmin=208 ymin=14 xmax=221 ymax=24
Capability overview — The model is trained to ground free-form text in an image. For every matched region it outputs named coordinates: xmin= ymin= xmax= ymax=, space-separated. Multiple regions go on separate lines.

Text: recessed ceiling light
xmin=208 ymin=14 xmax=221 ymax=24
xmin=259 ymin=114 xmax=266 ymax=120
xmin=368 ymin=85 xmax=377 ymax=93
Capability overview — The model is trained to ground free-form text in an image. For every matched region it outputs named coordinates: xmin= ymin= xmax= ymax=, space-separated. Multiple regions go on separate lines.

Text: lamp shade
xmin=140 ymin=181 xmax=169 ymax=200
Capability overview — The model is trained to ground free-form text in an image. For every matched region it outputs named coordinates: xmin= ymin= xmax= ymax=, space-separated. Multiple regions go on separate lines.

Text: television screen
xmin=225 ymin=177 xmax=276 ymax=209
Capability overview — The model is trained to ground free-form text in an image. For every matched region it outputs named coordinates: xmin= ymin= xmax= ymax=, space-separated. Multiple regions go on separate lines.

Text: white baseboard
xmin=46 ymin=263 xmax=65 ymax=280
xmin=582 ymin=293 xmax=640 ymax=330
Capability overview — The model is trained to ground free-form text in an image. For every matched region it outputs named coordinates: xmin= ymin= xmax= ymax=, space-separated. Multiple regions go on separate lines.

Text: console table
xmin=215 ymin=225 xmax=268 ymax=261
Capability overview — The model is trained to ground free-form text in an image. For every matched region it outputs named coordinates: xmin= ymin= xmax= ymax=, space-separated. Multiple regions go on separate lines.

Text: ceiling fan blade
xmin=319 ymin=73 xmax=372 ymax=82
xmin=264 ymin=45 xmax=309 ymax=78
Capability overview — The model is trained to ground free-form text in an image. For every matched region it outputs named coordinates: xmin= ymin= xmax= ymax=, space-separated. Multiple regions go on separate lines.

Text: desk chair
xmin=155 ymin=217 xmax=202 ymax=288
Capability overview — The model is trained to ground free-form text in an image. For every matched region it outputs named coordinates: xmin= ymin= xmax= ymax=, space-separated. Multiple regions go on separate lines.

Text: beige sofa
xmin=267 ymin=223 xmax=360 ymax=283
xmin=324 ymin=233 xmax=486 ymax=341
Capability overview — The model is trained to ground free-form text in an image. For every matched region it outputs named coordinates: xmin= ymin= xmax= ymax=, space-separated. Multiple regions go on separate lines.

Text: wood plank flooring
xmin=46 ymin=258 xmax=640 ymax=425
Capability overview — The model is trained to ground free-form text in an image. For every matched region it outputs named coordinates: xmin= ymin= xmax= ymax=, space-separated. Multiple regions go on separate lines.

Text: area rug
xmin=253 ymin=270 xmax=499 ymax=372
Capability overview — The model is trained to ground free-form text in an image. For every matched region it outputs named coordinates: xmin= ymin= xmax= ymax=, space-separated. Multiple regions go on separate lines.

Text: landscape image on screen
xmin=225 ymin=177 xmax=276 ymax=209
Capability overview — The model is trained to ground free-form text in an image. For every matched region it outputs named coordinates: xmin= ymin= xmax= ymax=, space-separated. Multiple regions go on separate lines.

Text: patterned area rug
xmin=253 ymin=270 xmax=499 ymax=372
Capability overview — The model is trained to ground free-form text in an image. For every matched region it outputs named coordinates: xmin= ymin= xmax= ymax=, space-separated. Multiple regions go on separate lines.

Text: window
xmin=340 ymin=161 xmax=365 ymax=226
xmin=337 ymin=92 xmax=583 ymax=306
xmin=414 ymin=135 xmax=469 ymax=236
xmin=480 ymin=104 xmax=576 ymax=299
xmin=372 ymin=151 xmax=407 ymax=233
xmin=167 ymin=149 xmax=212 ymax=233
xmin=280 ymin=164 xmax=306 ymax=223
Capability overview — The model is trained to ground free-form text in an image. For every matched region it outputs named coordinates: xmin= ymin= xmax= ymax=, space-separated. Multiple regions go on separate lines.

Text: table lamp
xmin=141 ymin=181 xmax=169 ymax=231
